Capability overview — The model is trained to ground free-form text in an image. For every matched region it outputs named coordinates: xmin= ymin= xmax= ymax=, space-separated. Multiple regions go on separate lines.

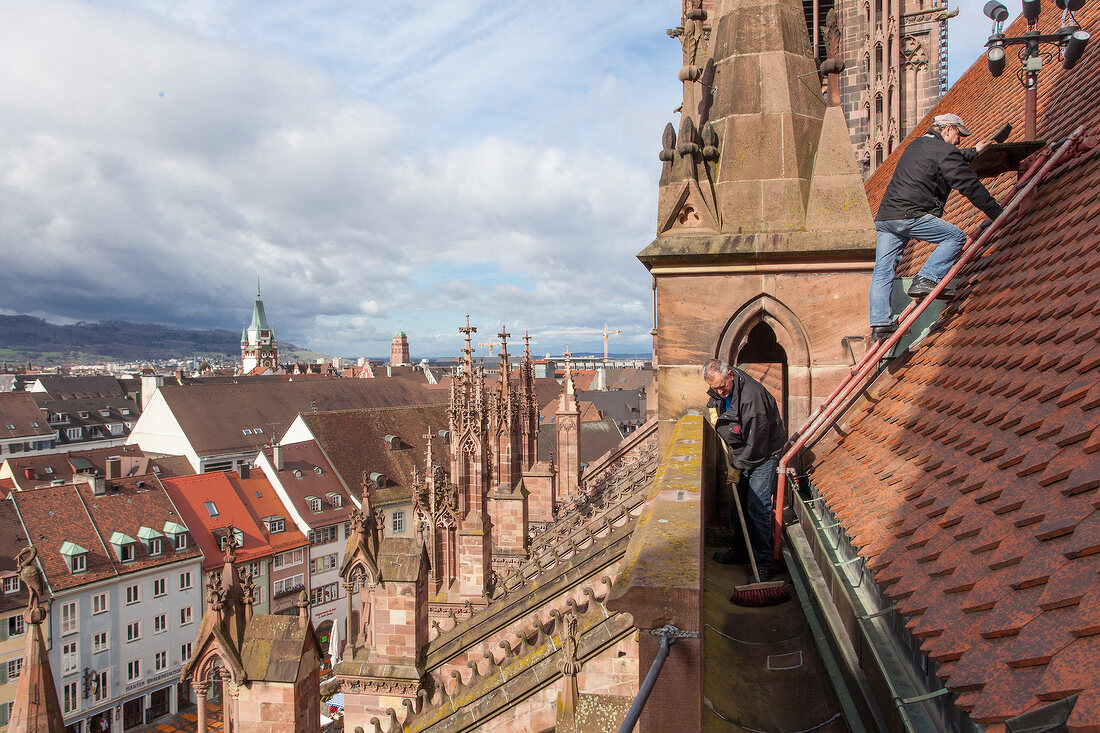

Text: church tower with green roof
xmin=241 ymin=282 xmax=279 ymax=372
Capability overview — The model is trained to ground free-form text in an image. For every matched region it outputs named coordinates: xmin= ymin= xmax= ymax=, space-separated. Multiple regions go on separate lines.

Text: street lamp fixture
xmin=983 ymin=0 xmax=1092 ymax=139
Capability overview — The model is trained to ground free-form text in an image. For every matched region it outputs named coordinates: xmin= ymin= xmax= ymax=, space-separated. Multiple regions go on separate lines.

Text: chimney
xmin=79 ymin=473 xmax=107 ymax=496
xmin=272 ymin=444 xmax=284 ymax=471
xmin=105 ymin=456 xmax=121 ymax=480
xmin=23 ymin=468 xmax=35 ymax=481
xmin=237 ymin=464 xmax=250 ymax=479
xmin=140 ymin=374 xmax=165 ymax=411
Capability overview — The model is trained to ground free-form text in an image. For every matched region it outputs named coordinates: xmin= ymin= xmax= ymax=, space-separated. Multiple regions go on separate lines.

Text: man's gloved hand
xmin=727 ymin=469 xmax=741 ymax=485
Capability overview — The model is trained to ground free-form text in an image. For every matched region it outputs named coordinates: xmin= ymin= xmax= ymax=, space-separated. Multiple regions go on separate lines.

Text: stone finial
xmin=297 ymin=590 xmax=310 ymax=626
xmin=676 ymin=115 xmax=701 ymax=182
xmin=659 ymin=123 xmax=677 ymax=185
xmin=668 ymin=0 xmax=707 ymax=125
xmin=556 ymin=612 xmax=582 ymax=724
xmin=819 ymin=8 xmax=845 ymax=107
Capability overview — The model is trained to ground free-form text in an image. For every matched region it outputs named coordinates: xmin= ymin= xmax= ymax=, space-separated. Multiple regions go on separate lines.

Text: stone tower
xmin=390 ymin=331 xmax=411 ymax=366
xmin=448 ymin=317 xmax=493 ymax=600
xmin=180 ymin=529 xmax=322 ymax=733
xmin=554 ymin=351 xmax=582 ymax=500
xmin=685 ymin=0 xmax=952 ymax=176
xmin=241 ymin=282 xmax=279 ymax=372
xmin=641 ymin=0 xmax=877 ymax=445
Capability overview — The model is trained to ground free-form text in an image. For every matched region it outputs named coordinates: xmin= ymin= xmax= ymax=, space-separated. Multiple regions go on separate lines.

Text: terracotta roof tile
xmin=160 ymin=472 xmax=279 ymax=571
xmin=1035 ymin=635 xmax=1100 ymax=701
xmin=808 ymin=2 xmax=1100 ymax=722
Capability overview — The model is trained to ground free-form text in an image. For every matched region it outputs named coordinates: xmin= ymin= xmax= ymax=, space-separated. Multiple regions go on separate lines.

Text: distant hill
xmin=0 ymin=315 xmax=323 ymax=365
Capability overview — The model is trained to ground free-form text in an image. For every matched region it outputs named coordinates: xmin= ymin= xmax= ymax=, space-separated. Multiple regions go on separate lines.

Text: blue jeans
xmin=737 ymin=457 xmax=778 ymax=575
xmin=869 ymin=214 xmax=966 ymax=327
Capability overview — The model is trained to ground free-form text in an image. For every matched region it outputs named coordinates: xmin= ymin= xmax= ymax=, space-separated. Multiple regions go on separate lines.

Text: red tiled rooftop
xmin=160 ymin=472 xmax=277 ymax=571
xmin=13 ymin=476 xmax=202 ymax=591
xmin=812 ymin=2 xmax=1100 ymax=726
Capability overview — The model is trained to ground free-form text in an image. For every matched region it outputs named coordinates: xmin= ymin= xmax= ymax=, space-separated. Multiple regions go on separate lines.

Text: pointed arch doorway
xmin=715 ymin=294 xmax=812 ymax=431
xmin=735 ymin=322 xmax=789 ymax=428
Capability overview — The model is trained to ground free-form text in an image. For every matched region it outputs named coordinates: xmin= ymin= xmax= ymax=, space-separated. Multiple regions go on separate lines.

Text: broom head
xmin=730 ymin=580 xmax=790 ymax=607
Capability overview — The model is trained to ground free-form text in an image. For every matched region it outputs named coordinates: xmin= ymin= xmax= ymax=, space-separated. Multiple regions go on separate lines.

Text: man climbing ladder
xmin=869 ymin=113 xmax=1002 ymax=341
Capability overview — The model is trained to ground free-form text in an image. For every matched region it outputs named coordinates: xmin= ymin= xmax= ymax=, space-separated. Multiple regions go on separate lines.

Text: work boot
xmin=906 ymin=275 xmax=949 ymax=299
xmin=871 ymin=323 xmax=897 ymax=341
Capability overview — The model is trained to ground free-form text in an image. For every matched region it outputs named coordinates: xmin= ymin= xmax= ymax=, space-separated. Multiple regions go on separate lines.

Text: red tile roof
xmin=298 ymin=405 xmax=450 ymax=507
xmin=2 ymin=444 xmax=191 ymax=490
xmin=0 ymin=393 xmax=54 ymax=440
xmin=260 ymin=441 xmax=355 ymax=529
xmin=160 ymin=472 xmax=279 ymax=572
xmin=811 ymin=3 xmax=1100 ymax=728
xmin=225 ymin=474 xmax=310 ymax=555
xmin=152 ymin=379 xmax=438 ymax=457
xmin=12 ymin=476 xmax=202 ymax=592
xmin=866 ymin=2 xmax=1100 ymax=278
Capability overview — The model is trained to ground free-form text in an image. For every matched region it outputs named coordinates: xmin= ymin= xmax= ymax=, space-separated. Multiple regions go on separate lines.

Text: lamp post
xmin=983 ymin=0 xmax=1091 ymax=140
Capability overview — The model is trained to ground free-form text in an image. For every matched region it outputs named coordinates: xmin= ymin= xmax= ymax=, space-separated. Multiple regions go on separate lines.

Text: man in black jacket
xmin=870 ymin=113 xmax=1002 ymax=341
xmin=703 ymin=358 xmax=786 ymax=579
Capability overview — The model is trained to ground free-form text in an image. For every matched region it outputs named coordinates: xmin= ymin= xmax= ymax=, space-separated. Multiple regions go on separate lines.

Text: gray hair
xmin=702 ymin=358 xmax=731 ymax=380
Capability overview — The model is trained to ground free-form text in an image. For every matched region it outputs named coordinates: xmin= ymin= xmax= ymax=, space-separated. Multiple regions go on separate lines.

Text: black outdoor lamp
xmin=983 ymin=0 xmax=1092 ymax=139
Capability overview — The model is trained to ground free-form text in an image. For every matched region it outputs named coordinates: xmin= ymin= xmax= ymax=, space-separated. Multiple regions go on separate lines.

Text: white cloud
xmin=0 ymin=0 xmax=682 ymax=358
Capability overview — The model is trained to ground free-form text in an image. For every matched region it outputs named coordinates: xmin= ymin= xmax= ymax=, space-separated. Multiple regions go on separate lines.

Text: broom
xmin=728 ymin=468 xmax=790 ymax=607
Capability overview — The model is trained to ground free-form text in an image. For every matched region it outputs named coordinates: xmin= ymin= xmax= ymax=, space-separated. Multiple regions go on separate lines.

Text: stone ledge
xmin=606 ymin=414 xmax=705 ymax=631
xmin=637 ymin=231 xmax=876 ymax=268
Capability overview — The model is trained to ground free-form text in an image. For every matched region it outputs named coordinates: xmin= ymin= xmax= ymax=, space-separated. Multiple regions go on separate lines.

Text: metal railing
xmin=616 ymin=625 xmax=700 ymax=733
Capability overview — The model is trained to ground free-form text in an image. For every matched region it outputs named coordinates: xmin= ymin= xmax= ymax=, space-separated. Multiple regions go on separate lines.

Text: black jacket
xmin=876 ymin=131 xmax=1003 ymax=222
xmin=706 ymin=368 xmax=786 ymax=470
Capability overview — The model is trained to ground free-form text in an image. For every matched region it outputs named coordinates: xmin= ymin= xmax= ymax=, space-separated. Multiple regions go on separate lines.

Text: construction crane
xmin=476 ymin=342 xmax=495 ymax=356
xmin=542 ymin=323 xmax=622 ymax=365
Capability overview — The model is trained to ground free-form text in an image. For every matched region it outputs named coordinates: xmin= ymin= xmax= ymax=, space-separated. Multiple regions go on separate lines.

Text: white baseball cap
xmin=932 ymin=113 xmax=972 ymax=136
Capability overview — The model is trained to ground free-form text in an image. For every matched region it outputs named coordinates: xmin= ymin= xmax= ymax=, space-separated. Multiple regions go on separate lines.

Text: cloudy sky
xmin=0 ymin=1 xmax=988 ymax=359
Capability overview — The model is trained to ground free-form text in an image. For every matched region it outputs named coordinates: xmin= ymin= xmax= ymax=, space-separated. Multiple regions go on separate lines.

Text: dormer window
xmin=4 ymin=423 xmax=13 ymax=430
xmin=3 ymin=576 xmax=21 ymax=594
xmin=137 ymin=526 xmax=164 ymax=557
xmin=216 ymin=527 xmax=245 ymax=549
xmin=120 ymin=408 xmax=131 ymax=416
xmin=314 ymin=466 xmax=323 ymax=476
xmin=99 ymin=409 xmax=110 ymax=417
xmin=307 ymin=496 xmax=322 ymax=513
xmin=78 ymin=411 xmax=90 ymax=419
xmin=327 ymin=493 xmax=342 ymax=509
xmin=60 ymin=541 xmax=88 ymax=574
xmin=163 ymin=521 xmax=188 ymax=551
xmin=264 ymin=516 xmax=285 ymax=533
xmin=293 ymin=469 xmax=303 ymax=479
xmin=110 ymin=532 xmax=137 ymax=563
